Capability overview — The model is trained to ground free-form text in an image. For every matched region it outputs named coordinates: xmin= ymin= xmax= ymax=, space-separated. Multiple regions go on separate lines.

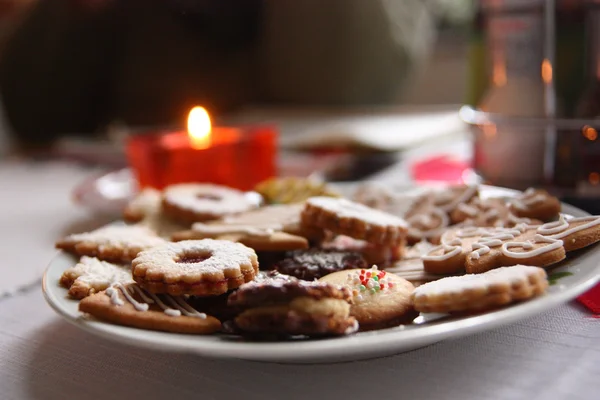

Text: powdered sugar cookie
xmin=56 ymin=225 xmax=167 ymax=263
xmin=319 ymin=266 xmax=417 ymax=330
xmin=162 ymin=183 xmax=259 ymax=224
xmin=412 ymin=265 xmax=548 ymax=313
xmin=509 ymin=188 xmax=561 ymax=221
xmin=301 ymin=197 xmax=408 ymax=246
xmin=123 ymin=188 xmax=162 ymax=223
xmin=79 ymin=282 xmax=221 ymax=334
xmin=228 ymin=279 xmax=357 ymax=337
xmin=60 ymin=256 xmax=133 ymax=299
xmin=171 ymin=204 xmax=321 ymax=251
xmin=132 ymin=239 xmax=258 ymax=296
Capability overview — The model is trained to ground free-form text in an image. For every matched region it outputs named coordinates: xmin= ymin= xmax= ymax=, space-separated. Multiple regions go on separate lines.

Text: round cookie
xmin=272 ymin=249 xmax=368 ymax=281
xmin=79 ymin=282 xmax=221 ymax=334
xmin=509 ymin=188 xmax=561 ymax=222
xmin=319 ymin=266 xmax=418 ymax=330
xmin=162 ymin=183 xmax=259 ymax=224
xmin=228 ymin=279 xmax=357 ymax=337
xmin=412 ymin=265 xmax=548 ymax=313
xmin=132 ymin=239 xmax=259 ymax=296
xmin=301 ymin=197 xmax=408 ymax=246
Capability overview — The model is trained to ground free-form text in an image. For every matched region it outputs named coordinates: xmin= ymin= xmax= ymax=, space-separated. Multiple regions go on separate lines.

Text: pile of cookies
xmin=54 ymin=179 xmax=600 ymax=339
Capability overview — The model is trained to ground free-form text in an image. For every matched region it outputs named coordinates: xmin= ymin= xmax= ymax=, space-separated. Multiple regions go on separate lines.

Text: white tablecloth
xmin=0 ymin=159 xmax=598 ymax=400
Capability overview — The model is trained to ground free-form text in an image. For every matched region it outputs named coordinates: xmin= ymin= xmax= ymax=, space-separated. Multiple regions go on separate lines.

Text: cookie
xmin=422 ymin=215 xmax=600 ymax=275
xmin=162 ymin=183 xmax=259 ymax=224
xmin=60 ymin=256 xmax=133 ymax=299
xmin=171 ymin=204 xmax=321 ymax=251
xmin=405 ymin=207 xmax=449 ymax=245
xmin=228 ymin=278 xmax=357 ymax=337
xmin=412 ymin=265 xmax=548 ymax=313
xmin=123 ymin=188 xmax=162 ymax=223
xmin=79 ymin=282 xmax=221 ymax=334
xmin=509 ymin=188 xmax=561 ymax=221
xmin=272 ymin=249 xmax=367 ymax=281
xmin=352 ymin=182 xmax=414 ymax=216
xmin=321 ymin=234 xmax=404 ymax=266
xmin=254 ymin=177 xmax=339 ymax=205
xmin=56 ymin=225 xmax=167 ymax=263
xmin=319 ymin=266 xmax=417 ymax=330
xmin=301 ymin=197 xmax=408 ymax=246
xmin=131 ymin=239 xmax=258 ymax=296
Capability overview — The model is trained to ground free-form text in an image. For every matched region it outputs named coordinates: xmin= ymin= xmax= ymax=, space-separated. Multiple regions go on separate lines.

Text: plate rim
xmin=43 ymin=186 xmax=600 ymax=362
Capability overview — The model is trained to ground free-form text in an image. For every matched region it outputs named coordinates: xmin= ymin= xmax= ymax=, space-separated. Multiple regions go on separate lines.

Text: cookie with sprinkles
xmin=162 ymin=183 xmax=259 ymax=224
xmin=412 ymin=265 xmax=548 ymax=313
xmin=56 ymin=225 xmax=167 ymax=263
xmin=132 ymin=239 xmax=259 ymax=296
xmin=301 ymin=197 xmax=408 ymax=246
xmin=228 ymin=279 xmax=357 ymax=337
xmin=60 ymin=256 xmax=133 ymax=299
xmin=79 ymin=282 xmax=221 ymax=334
xmin=319 ymin=266 xmax=417 ymax=330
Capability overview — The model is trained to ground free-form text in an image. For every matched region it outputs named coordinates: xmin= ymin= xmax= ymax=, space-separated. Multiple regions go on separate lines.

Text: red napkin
xmin=411 ymin=154 xmax=600 ymax=315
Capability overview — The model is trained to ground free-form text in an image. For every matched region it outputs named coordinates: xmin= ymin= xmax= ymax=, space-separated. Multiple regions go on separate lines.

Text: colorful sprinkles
xmin=346 ymin=266 xmax=393 ymax=300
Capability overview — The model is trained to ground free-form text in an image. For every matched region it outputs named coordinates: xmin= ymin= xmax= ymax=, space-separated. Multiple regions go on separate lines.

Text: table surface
xmin=0 ymin=148 xmax=598 ymax=400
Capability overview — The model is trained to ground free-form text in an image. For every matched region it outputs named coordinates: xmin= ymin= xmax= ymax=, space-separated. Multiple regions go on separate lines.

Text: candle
xmin=126 ymin=107 xmax=277 ymax=190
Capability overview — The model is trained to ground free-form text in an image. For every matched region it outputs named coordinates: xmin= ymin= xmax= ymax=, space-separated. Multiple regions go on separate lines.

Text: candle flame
xmin=187 ymin=106 xmax=211 ymax=149
xmin=542 ymin=59 xmax=553 ymax=84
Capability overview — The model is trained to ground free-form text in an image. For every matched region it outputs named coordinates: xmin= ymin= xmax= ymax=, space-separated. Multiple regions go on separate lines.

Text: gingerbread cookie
xmin=79 ymin=282 xmax=221 ymax=334
xmin=321 ymin=234 xmax=404 ymax=266
xmin=171 ymin=204 xmax=321 ymax=251
xmin=60 ymin=256 xmax=133 ymax=299
xmin=423 ymin=215 xmax=600 ymax=275
xmin=228 ymin=279 xmax=357 ymax=337
xmin=412 ymin=265 xmax=548 ymax=313
xmin=301 ymin=197 xmax=408 ymax=246
xmin=320 ymin=266 xmax=417 ymax=330
xmin=56 ymin=225 xmax=167 ymax=263
xmin=132 ymin=239 xmax=258 ymax=296
xmin=162 ymin=183 xmax=259 ymax=224
xmin=509 ymin=188 xmax=561 ymax=221
xmin=254 ymin=177 xmax=339 ymax=205
xmin=405 ymin=207 xmax=449 ymax=245
xmin=272 ymin=249 xmax=367 ymax=281
xmin=352 ymin=182 xmax=415 ymax=216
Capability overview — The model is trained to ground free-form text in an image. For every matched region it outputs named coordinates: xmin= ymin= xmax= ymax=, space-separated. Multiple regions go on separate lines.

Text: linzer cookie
xmin=412 ymin=265 xmax=548 ymax=313
xmin=132 ymin=239 xmax=258 ymax=296
xmin=422 ymin=215 xmax=600 ymax=275
xmin=56 ymin=225 xmax=167 ymax=263
xmin=301 ymin=197 xmax=408 ymax=246
xmin=228 ymin=279 xmax=357 ymax=337
xmin=60 ymin=256 xmax=133 ymax=299
xmin=509 ymin=188 xmax=561 ymax=221
xmin=79 ymin=282 xmax=221 ymax=334
xmin=171 ymin=204 xmax=320 ymax=251
xmin=162 ymin=183 xmax=259 ymax=224
xmin=320 ymin=266 xmax=418 ymax=330
xmin=272 ymin=249 xmax=367 ymax=281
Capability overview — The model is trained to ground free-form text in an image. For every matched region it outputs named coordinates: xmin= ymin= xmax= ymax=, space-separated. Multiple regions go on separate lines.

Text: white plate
xmin=43 ymin=187 xmax=600 ymax=363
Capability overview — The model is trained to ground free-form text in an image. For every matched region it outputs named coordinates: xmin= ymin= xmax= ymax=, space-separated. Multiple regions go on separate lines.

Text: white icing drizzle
xmin=513 ymin=189 xmax=547 ymax=211
xmin=482 ymin=208 xmax=499 ymax=221
xmin=105 ymin=283 xmax=206 ymax=319
xmin=407 ymin=208 xmax=449 ymax=239
xmin=436 ymin=185 xmax=478 ymax=212
xmin=469 ymin=232 xmax=517 ymax=260
xmin=501 ymin=235 xmax=564 ymax=259
xmin=457 ymin=202 xmax=478 ymax=217
xmin=422 ymin=239 xmax=462 ymax=261
xmin=507 ymin=213 xmax=532 ymax=226
xmin=538 ymin=216 xmax=600 ymax=239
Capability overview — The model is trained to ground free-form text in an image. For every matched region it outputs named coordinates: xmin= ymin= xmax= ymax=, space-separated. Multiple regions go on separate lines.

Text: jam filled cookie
xmin=79 ymin=282 xmax=221 ymax=334
xmin=56 ymin=225 xmax=167 ymax=263
xmin=228 ymin=279 xmax=357 ymax=337
xmin=301 ymin=197 xmax=408 ymax=246
xmin=162 ymin=183 xmax=259 ymax=224
xmin=320 ymin=266 xmax=417 ymax=330
xmin=60 ymin=256 xmax=133 ymax=299
xmin=172 ymin=204 xmax=321 ymax=251
xmin=509 ymin=188 xmax=561 ymax=222
xmin=132 ymin=239 xmax=259 ymax=296
xmin=272 ymin=249 xmax=367 ymax=281
xmin=412 ymin=265 xmax=548 ymax=313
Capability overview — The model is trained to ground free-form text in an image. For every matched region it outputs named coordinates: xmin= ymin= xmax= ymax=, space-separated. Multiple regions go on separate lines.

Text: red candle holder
xmin=126 ymin=124 xmax=277 ymax=191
